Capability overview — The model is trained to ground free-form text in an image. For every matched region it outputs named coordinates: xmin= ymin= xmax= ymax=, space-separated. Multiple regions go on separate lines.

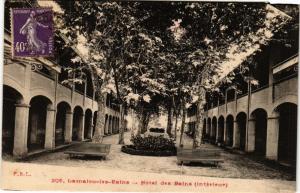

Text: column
xmin=78 ymin=113 xmax=85 ymax=141
xmin=225 ymin=121 xmax=230 ymax=145
xmin=215 ymin=121 xmax=219 ymax=143
xmin=13 ymin=104 xmax=30 ymax=157
xmin=233 ymin=120 xmax=240 ymax=148
xmin=64 ymin=111 xmax=73 ymax=143
xmin=87 ymin=116 xmax=93 ymax=139
xmin=266 ymin=115 xmax=279 ymax=160
xmin=83 ymin=77 xmax=87 ymax=106
xmin=45 ymin=108 xmax=56 ymax=149
xmin=247 ymin=119 xmax=255 ymax=152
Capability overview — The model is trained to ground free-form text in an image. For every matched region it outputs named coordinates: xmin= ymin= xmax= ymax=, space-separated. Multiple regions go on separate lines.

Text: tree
xmin=56 ymin=1 xmax=168 ymax=141
xmin=54 ymin=1 xmax=292 ymax=146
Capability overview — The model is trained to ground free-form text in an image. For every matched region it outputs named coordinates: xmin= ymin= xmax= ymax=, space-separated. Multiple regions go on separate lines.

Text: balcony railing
xmin=272 ymin=54 xmax=298 ymax=69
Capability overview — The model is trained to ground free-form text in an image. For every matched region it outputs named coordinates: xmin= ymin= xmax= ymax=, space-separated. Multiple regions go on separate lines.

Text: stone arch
xmin=217 ymin=116 xmax=225 ymax=143
xmin=72 ymin=106 xmax=84 ymax=141
xmin=30 ymin=90 xmax=55 ymax=103
xmin=3 ymin=74 xmax=25 ymax=98
xmin=28 ymin=95 xmax=53 ymax=152
xmin=225 ymin=114 xmax=234 ymax=146
xmin=274 ymin=102 xmax=297 ymax=166
xmin=2 ymin=85 xmax=24 ymax=155
xmin=236 ymin=112 xmax=247 ymax=151
xmin=56 ymin=98 xmax=72 ymax=108
xmin=271 ymin=95 xmax=297 ymax=115
xmin=250 ymin=108 xmax=268 ymax=156
xmin=55 ymin=101 xmax=71 ymax=146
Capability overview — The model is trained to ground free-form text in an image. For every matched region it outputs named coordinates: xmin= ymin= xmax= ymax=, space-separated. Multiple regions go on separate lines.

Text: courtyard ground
xmin=16 ymin=131 xmax=296 ymax=181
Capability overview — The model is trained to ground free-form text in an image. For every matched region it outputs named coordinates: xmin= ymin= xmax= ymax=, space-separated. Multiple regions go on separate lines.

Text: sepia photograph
xmin=1 ymin=0 xmax=299 ymax=192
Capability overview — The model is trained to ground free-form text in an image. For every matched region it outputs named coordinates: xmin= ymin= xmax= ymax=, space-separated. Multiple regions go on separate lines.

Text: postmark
xmin=11 ymin=7 xmax=53 ymax=57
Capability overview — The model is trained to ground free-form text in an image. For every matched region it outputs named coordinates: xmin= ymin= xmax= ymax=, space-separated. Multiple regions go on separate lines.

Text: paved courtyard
xmin=14 ymin=131 xmax=296 ymax=181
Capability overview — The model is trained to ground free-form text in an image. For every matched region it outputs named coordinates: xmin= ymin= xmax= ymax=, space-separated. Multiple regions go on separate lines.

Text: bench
xmin=64 ymin=143 xmax=111 ymax=159
xmin=177 ymin=148 xmax=224 ymax=166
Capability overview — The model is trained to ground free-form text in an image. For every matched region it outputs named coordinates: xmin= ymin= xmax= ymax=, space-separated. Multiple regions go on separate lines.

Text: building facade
xmin=2 ymin=31 xmax=122 ymax=158
xmin=187 ymin=41 xmax=298 ymax=167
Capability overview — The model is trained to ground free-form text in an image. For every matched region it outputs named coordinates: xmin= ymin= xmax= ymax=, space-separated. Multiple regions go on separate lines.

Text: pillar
xmin=233 ymin=120 xmax=240 ymax=148
xmin=45 ymin=108 xmax=56 ymax=149
xmin=64 ymin=111 xmax=73 ymax=143
xmin=13 ymin=104 xmax=30 ymax=157
xmin=87 ymin=116 xmax=93 ymax=139
xmin=78 ymin=113 xmax=85 ymax=141
xmin=215 ymin=121 xmax=219 ymax=143
xmin=266 ymin=115 xmax=279 ymax=160
xmin=247 ymin=119 xmax=255 ymax=152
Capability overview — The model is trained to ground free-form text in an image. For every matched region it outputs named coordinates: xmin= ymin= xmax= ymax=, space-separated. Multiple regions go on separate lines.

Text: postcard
xmin=1 ymin=0 xmax=298 ymax=192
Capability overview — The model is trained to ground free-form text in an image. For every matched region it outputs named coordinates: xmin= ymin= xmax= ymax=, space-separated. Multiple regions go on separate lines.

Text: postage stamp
xmin=11 ymin=8 xmax=53 ymax=57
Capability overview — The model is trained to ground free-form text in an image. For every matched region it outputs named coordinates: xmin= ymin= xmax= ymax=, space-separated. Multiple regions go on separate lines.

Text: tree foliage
xmin=52 ymin=1 xmax=295 ymax=144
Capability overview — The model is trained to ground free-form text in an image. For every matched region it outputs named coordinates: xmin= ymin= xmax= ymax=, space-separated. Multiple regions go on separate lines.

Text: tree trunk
xmin=118 ymin=104 xmax=125 ymax=144
xmin=166 ymin=105 xmax=173 ymax=137
xmin=174 ymin=112 xmax=178 ymax=140
xmin=92 ymin=93 xmax=106 ymax=143
xmin=141 ymin=111 xmax=149 ymax=134
xmin=137 ymin=107 xmax=149 ymax=135
xmin=179 ymin=102 xmax=186 ymax=147
xmin=136 ymin=105 xmax=143 ymax=135
xmin=137 ymin=115 xmax=143 ymax=135
xmin=193 ymin=86 xmax=206 ymax=148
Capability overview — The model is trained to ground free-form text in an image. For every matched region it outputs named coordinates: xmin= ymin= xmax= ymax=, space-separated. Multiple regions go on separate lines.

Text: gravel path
xmin=16 ymin=131 xmax=296 ymax=181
